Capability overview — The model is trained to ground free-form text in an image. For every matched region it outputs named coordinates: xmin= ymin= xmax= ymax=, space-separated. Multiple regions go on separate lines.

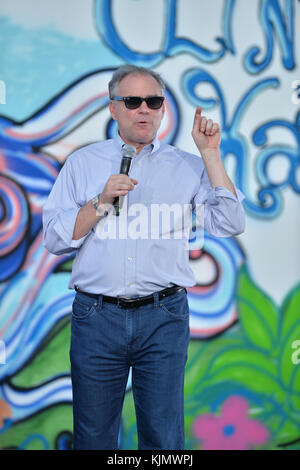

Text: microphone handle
xmin=113 ymin=156 xmax=133 ymax=216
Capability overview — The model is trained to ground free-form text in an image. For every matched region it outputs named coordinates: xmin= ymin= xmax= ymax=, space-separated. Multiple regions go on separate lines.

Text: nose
xmin=138 ymin=100 xmax=150 ymax=112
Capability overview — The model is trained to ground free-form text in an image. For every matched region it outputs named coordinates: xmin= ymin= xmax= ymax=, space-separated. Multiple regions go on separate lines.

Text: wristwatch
xmin=92 ymin=193 xmax=108 ymax=217
xmin=92 ymin=194 xmax=100 ymax=210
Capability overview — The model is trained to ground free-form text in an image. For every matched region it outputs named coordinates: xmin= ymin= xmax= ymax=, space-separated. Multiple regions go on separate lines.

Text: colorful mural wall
xmin=0 ymin=0 xmax=299 ymax=450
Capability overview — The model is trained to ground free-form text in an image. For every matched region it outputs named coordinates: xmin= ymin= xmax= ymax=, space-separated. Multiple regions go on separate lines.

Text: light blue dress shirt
xmin=42 ymin=134 xmax=245 ymax=297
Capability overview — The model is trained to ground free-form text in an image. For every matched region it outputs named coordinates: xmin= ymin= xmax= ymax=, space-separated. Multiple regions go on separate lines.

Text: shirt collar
xmin=113 ymin=132 xmax=161 ymax=157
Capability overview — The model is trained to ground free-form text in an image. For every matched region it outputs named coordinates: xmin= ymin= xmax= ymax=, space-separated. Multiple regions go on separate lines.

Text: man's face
xmin=109 ymin=73 xmax=165 ymax=150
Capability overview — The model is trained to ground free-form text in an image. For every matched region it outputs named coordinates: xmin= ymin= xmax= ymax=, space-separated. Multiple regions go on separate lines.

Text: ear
xmin=109 ymin=100 xmax=117 ymax=120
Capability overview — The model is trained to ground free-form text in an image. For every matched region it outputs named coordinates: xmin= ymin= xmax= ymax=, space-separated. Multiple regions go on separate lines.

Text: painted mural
xmin=0 ymin=0 xmax=299 ymax=450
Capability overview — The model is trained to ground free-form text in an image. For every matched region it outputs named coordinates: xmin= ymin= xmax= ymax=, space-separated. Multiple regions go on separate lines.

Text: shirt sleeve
xmin=42 ymin=156 xmax=89 ymax=255
xmin=193 ymin=167 xmax=246 ymax=237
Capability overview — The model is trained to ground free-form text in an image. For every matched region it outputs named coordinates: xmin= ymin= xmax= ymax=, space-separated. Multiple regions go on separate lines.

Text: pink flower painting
xmin=193 ymin=395 xmax=270 ymax=450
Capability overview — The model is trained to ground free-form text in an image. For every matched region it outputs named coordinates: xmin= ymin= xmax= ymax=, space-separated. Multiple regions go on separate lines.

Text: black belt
xmin=74 ymin=285 xmax=186 ymax=308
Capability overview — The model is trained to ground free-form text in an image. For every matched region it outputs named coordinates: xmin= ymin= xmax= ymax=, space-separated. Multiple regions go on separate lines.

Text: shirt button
xmin=128 ymin=257 xmax=133 ymax=261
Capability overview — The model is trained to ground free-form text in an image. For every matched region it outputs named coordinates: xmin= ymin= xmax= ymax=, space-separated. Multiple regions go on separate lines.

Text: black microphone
xmin=113 ymin=144 xmax=136 ymax=216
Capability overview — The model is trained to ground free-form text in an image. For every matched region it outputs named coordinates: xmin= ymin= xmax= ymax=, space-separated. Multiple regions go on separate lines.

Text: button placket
xmin=124 ymin=156 xmax=142 ymax=296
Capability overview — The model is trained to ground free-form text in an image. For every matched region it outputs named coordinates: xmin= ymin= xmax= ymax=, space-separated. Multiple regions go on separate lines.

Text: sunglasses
xmin=112 ymin=95 xmax=165 ymax=110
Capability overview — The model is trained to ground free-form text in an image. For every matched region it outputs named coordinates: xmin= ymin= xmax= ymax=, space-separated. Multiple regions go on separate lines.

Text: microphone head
xmin=121 ymin=144 xmax=136 ymax=158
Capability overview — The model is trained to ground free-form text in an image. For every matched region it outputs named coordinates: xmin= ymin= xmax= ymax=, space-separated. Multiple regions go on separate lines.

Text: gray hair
xmin=108 ymin=65 xmax=166 ymax=98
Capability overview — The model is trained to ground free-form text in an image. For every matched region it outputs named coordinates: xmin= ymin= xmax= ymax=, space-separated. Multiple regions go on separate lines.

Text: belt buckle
xmin=116 ymin=295 xmax=133 ymax=307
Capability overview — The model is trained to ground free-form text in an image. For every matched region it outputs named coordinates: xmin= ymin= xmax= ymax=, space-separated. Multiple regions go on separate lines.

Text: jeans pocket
xmin=72 ymin=293 xmax=98 ymax=321
xmin=160 ymin=291 xmax=189 ymax=320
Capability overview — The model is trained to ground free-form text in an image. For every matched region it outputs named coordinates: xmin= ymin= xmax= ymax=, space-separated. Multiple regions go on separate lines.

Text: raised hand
xmin=191 ymin=106 xmax=221 ymax=156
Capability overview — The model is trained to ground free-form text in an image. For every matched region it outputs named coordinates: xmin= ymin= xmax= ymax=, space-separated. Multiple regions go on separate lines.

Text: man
xmin=43 ymin=65 xmax=245 ymax=450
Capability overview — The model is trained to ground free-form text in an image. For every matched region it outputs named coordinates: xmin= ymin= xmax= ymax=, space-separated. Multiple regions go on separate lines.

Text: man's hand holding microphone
xmin=96 ymin=174 xmax=138 ymax=216
xmin=96 ymin=144 xmax=138 ymax=216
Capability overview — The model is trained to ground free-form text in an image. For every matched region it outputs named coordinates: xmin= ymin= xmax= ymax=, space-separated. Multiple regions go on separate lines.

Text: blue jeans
xmin=70 ymin=288 xmax=190 ymax=450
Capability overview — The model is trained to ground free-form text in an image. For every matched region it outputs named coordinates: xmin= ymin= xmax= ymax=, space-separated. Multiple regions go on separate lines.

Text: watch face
xmin=91 ymin=194 xmax=108 ymax=217
xmin=92 ymin=195 xmax=99 ymax=209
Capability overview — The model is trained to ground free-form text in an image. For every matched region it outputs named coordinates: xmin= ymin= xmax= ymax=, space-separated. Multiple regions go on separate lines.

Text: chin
xmin=122 ymin=131 xmax=155 ymax=146
xmin=136 ymin=133 xmax=155 ymax=144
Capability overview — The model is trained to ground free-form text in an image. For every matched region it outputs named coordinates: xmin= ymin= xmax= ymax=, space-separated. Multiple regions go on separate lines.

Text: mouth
xmin=136 ymin=121 xmax=150 ymax=125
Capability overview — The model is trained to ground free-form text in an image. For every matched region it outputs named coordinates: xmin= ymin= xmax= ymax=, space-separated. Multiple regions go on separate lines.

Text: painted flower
xmin=193 ymin=395 xmax=269 ymax=450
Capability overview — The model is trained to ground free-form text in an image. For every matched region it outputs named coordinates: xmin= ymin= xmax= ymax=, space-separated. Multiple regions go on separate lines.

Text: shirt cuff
xmin=206 ymin=186 xmax=245 ymax=205
xmin=53 ymin=208 xmax=89 ymax=250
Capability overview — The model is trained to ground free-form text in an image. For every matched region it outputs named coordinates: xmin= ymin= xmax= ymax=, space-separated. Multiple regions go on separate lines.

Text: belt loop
xmin=98 ymin=294 xmax=103 ymax=309
xmin=153 ymin=292 xmax=159 ymax=308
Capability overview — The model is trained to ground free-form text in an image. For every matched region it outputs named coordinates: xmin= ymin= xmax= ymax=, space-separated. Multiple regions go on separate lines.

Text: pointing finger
xmin=192 ymin=106 xmax=202 ymax=131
